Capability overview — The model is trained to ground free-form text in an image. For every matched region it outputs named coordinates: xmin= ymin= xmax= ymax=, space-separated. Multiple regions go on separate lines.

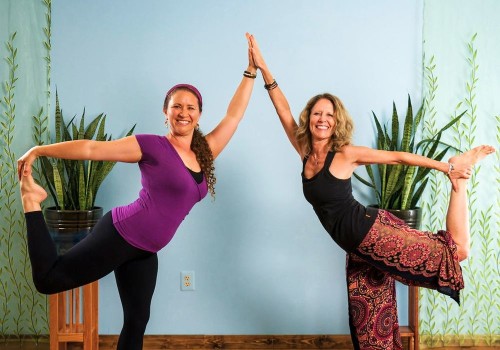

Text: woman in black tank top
xmin=247 ymin=33 xmax=496 ymax=350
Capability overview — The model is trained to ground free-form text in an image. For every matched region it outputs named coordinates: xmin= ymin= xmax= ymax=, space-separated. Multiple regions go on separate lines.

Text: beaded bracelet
xmin=243 ymin=70 xmax=257 ymax=79
xmin=264 ymin=79 xmax=278 ymax=91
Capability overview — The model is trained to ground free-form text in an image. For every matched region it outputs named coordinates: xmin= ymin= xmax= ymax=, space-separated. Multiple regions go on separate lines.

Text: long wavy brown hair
xmin=163 ymin=86 xmax=216 ymax=198
xmin=296 ymin=93 xmax=354 ymax=155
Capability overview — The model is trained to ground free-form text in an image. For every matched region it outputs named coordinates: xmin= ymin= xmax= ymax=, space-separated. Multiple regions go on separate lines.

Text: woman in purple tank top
xmin=17 ymin=34 xmax=258 ymax=350
xmin=247 ymin=33 xmax=495 ymax=350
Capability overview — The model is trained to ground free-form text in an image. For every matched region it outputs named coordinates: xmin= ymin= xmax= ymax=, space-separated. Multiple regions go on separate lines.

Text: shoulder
xmin=134 ymin=134 xmax=161 ymax=142
xmin=336 ymin=145 xmax=375 ymax=164
xmin=134 ymin=134 xmax=166 ymax=147
xmin=133 ymin=134 xmax=170 ymax=158
xmin=337 ymin=144 xmax=363 ymax=157
xmin=297 ymin=145 xmax=309 ymax=161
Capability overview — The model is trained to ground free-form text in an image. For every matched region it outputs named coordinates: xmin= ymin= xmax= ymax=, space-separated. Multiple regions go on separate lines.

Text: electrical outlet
xmin=180 ymin=271 xmax=195 ymax=291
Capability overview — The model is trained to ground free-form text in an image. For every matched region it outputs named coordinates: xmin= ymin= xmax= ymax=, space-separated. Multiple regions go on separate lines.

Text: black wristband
xmin=243 ymin=70 xmax=257 ymax=79
xmin=264 ymin=80 xmax=278 ymax=91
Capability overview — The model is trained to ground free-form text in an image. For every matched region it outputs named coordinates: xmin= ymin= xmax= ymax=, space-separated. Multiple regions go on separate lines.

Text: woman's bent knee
xmin=33 ymin=275 xmax=65 ymax=295
xmin=34 ymin=280 xmax=55 ymax=295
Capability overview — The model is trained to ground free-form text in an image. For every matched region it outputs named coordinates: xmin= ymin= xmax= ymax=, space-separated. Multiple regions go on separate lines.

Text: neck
xmin=166 ymin=132 xmax=192 ymax=151
xmin=311 ymin=140 xmax=330 ymax=156
xmin=309 ymin=140 xmax=330 ymax=165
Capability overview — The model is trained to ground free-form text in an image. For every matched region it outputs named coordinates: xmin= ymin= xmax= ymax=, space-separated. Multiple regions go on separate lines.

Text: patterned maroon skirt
xmin=355 ymin=209 xmax=464 ymax=301
xmin=346 ymin=210 xmax=464 ymax=350
xmin=347 ymin=253 xmax=403 ymax=350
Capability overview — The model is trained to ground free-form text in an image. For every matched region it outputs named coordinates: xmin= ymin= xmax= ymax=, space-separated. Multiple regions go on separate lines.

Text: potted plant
xmin=354 ymin=95 xmax=464 ymax=228
xmin=39 ymin=92 xmax=135 ymax=254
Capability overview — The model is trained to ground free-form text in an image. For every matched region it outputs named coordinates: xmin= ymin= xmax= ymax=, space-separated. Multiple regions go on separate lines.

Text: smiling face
xmin=165 ymin=89 xmax=202 ymax=136
xmin=296 ymin=93 xmax=354 ymax=155
xmin=309 ymin=98 xmax=336 ymax=141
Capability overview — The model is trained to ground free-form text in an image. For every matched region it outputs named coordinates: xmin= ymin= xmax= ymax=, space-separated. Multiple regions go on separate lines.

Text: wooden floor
xmin=1 ymin=344 xmax=499 ymax=349
xmin=0 ymin=335 xmax=377 ymax=350
xmin=0 ymin=334 xmax=362 ymax=350
xmin=1 ymin=336 xmax=498 ymax=350
xmin=1 ymin=343 xmax=48 ymax=350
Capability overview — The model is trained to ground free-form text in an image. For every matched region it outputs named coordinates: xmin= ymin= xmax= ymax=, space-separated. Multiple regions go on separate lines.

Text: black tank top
xmin=302 ymin=151 xmax=378 ymax=252
xmin=187 ymin=167 xmax=204 ymax=184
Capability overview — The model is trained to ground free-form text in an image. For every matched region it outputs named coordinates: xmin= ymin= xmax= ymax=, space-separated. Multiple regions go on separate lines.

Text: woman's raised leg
xmin=446 ymin=145 xmax=495 ymax=261
xmin=20 ymin=174 xmax=154 ymax=294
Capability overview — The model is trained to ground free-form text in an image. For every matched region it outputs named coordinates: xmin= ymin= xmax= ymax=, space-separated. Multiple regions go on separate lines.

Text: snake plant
xmin=354 ymin=95 xmax=464 ymax=210
xmin=39 ymin=92 xmax=136 ymax=210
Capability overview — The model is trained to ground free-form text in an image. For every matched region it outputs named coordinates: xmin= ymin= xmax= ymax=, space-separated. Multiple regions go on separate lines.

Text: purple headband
xmin=166 ymin=84 xmax=203 ymax=110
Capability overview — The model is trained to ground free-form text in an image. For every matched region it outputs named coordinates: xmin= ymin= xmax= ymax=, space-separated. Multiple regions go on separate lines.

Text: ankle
xmin=453 ymin=178 xmax=468 ymax=191
xmin=22 ymin=193 xmax=42 ymax=213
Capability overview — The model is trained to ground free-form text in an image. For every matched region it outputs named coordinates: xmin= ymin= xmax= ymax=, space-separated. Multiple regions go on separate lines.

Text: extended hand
xmin=447 ymin=162 xmax=472 ymax=191
xmin=17 ymin=147 xmax=37 ymax=180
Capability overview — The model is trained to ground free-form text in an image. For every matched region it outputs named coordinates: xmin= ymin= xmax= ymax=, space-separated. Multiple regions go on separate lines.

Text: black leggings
xmin=25 ymin=211 xmax=158 ymax=350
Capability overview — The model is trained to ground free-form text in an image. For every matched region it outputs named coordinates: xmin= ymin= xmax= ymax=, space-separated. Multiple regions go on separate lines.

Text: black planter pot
xmin=369 ymin=205 xmax=422 ymax=230
xmin=44 ymin=206 xmax=103 ymax=255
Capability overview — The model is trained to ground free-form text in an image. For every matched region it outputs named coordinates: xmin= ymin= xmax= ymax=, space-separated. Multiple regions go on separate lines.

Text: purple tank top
xmin=112 ymin=134 xmax=208 ymax=252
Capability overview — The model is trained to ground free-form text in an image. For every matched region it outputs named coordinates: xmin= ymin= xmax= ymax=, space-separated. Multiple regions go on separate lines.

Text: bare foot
xmin=449 ymin=145 xmax=496 ymax=166
xmin=20 ymin=174 xmax=47 ymax=213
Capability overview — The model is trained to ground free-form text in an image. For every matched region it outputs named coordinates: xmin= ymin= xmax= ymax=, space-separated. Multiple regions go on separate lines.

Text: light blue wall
xmin=0 ymin=0 xmax=49 ymax=337
xmin=51 ymin=0 xmax=423 ymax=334
xmin=419 ymin=0 xmax=500 ymax=343
xmin=1 ymin=0 xmax=47 ymax=155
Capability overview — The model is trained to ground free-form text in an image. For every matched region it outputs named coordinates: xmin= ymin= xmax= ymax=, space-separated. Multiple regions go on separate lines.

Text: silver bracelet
xmin=447 ymin=162 xmax=455 ymax=175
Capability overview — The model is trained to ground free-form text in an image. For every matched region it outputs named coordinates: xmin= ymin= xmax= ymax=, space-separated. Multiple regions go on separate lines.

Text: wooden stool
xmin=400 ymin=286 xmax=419 ymax=350
xmin=49 ymin=281 xmax=99 ymax=350
xmin=408 ymin=285 xmax=419 ymax=350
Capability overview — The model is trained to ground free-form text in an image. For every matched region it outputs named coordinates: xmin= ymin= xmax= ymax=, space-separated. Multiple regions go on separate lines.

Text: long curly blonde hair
xmin=296 ymin=93 xmax=354 ymax=155
xmin=163 ymin=86 xmax=216 ymax=198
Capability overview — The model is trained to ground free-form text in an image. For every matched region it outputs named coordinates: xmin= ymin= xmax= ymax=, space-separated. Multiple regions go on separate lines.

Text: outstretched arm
xmin=342 ymin=145 xmax=472 ymax=190
xmin=348 ymin=146 xmax=452 ymax=170
xmin=205 ymin=34 xmax=256 ymax=159
xmin=248 ymin=33 xmax=302 ymax=158
xmin=17 ymin=135 xmax=142 ymax=179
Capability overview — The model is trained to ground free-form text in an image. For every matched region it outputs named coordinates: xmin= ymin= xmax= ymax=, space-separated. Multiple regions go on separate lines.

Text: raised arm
xmin=248 ymin=34 xmax=302 ymax=157
xmin=205 ymin=34 xmax=256 ymax=159
xmin=17 ymin=135 xmax=142 ymax=179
